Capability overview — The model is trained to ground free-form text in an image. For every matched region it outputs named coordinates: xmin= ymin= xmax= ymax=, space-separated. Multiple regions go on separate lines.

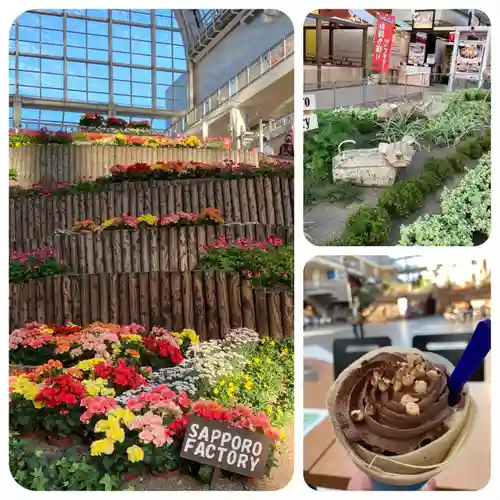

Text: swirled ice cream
xmin=335 ymin=352 xmax=456 ymax=456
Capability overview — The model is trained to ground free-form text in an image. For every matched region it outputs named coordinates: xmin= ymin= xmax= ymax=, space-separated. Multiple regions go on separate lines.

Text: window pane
xmin=114 ymin=94 xmax=131 ymax=105
xmin=173 ymin=59 xmax=187 ymax=70
xmin=157 ymin=57 xmax=172 ymax=68
xmin=131 ymin=68 xmax=151 ymax=82
xmin=19 ymin=41 xmax=40 ymax=53
xmin=19 ymin=56 xmax=40 ymax=71
xmin=88 ymin=34 xmax=108 ymax=49
xmin=88 ymin=63 xmax=108 ymax=78
xmin=19 ymin=71 xmax=39 ymax=86
xmin=67 ymin=90 xmax=87 ymax=101
xmin=113 ymin=51 xmax=130 ymax=64
xmin=172 ymin=45 xmax=185 ymax=58
xmin=87 ymin=49 xmax=108 ymax=61
xmin=157 ymin=42 xmax=172 ymax=57
xmin=112 ymin=10 xmax=130 ymax=22
xmin=114 ymin=80 xmax=131 ymax=94
xmin=67 ymin=46 xmax=86 ymax=58
xmin=68 ymin=76 xmax=87 ymax=90
xmin=113 ymin=66 xmax=130 ymax=80
xmin=9 ymin=55 xmax=15 ymax=70
xmin=130 ymin=12 xmax=150 ymax=24
xmin=41 ymin=44 xmax=64 ymax=56
xmin=132 ymin=96 xmax=152 ymax=107
xmin=41 ymin=110 xmax=63 ymax=121
xmin=88 ymin=92 xmax=108 ymax=103
xmin=67 ymin=61 xmax=86 ymax=75
xmin=87 ymin=9 xmax=108 ymax=19
xmin=132 ymin=82 xmax=152 ymax=97
xmin=67 ymin=32 xmax=86 ymax=47
xmin=132 ymin=54 xmax=151 ymax=66
xmin=87 ymin=20 xmax=108 ymax=36
xmin=156 ymin=30 xmax=172 ymax=44
xmin=88 ymin=78 xmax=106 ymax=91
xmin=41 ymin=15 xmax=63 ymax=30
xmin=9 ymin=70 xmax=15 ymax=84
xmin=112 ymin=24 xmax=130 ymax=38
xmin=20 ymin=85 xmax=41 ymax=97
xmin=41 ymin=58 xmax=63 ymax=73
xmin=156 ymin=71 xmax=173 ymax=85
xmin=18 ymin=12 xmax=41 ymax=27
xmin=41 ymin=29 xmax=63 ymax=44
xmin=19 ymin=27 xmax=40 ymax=42
xmin=172 ymin=31 xmax=183 ymax=45
xmin=67 ymin=18 xmax=86 ymax=33
xmin=131 ymin=26 xmax=150 ymax=41
xmin=42 ymin=73 xmax=64 ymax=88
xmin=156 ymin=16 xmax=173 ymax=28
xmin=132 ymin=40 xmax=150 ymax=54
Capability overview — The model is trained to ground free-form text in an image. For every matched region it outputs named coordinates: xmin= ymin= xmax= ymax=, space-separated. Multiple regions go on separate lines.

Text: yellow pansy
xmin=90 ymin=438 xmax=115 ymax=456
xmin=127 ymin=445 xmax=144 ymax=463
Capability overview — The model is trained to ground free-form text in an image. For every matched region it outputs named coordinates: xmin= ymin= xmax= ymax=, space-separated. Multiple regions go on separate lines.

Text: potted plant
xmin=106 ymin=117 xmax=127 ymax=130
xmin=80 ymin=113 xmax=104 ymax=128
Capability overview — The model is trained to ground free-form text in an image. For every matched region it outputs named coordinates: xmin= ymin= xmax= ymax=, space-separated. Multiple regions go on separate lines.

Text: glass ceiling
xmin=9 ymin=9 xmax=189 ymax=131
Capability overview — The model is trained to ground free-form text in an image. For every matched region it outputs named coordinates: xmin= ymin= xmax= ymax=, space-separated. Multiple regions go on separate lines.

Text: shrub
xmin=334 ymin=206 xmax=390 ymax=246
xmin=448 ymin=152 xmax=469 ymax=173
xmin=378 ymin=180 xmax=424 ymax=217
xmin=413 ymin=170 xmax=441 ymax=195
xmin=423 ymin=157 xmax=454 ymax=183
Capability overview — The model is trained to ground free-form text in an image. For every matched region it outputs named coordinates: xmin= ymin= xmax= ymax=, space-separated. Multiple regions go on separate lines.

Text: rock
xmin=378 ymin=136 xmax=415 ymax=168
xmin=376 ymin=103 xmax=399 ymax=120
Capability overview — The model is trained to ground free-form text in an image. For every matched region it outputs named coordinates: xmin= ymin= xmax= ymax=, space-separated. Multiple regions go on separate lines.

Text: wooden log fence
xmin=52 ymin=224 xmax=293 ymax=274
xmin=10 ymin=177 xmax=294 ymax=246
xmin=9 ymin=272 xmax=294 ymax=339
xmin=10 ymin=145 xmax=262 ymax=185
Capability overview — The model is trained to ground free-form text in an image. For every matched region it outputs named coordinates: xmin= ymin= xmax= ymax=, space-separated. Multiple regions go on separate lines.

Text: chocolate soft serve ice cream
xmin=335 ymin=352 xmax=456 ymax=456
xmin=326 ymin=347 xmax=475 ymax=486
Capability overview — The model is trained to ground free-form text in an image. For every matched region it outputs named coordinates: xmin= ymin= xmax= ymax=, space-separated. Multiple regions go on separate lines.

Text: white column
xmin=12 ymin=95 xmax=22 ymax=128
xmin=258 ymin=119 xmax=264 ymax=152
xmin=201 ymin=121 xmax=208 ymax=139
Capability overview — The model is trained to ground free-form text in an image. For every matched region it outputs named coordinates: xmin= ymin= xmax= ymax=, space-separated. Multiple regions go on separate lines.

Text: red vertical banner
xmin=221 ymin=136 xmax=232 ymax=150
xmin=371 ymin=13 xmax=396 ymax=73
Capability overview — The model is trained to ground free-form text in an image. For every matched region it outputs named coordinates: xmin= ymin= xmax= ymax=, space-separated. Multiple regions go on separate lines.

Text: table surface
xmin=304 ymin=357 xmax=490 ymax=491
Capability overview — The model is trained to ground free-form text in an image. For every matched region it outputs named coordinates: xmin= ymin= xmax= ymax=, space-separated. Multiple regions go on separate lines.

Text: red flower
xmin=34 ymin=374 xmax=86 ymax=408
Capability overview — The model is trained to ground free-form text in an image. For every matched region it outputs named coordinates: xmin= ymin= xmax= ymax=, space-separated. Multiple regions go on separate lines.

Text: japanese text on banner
xmin=371 ymin=13 xmax=396 ymax=73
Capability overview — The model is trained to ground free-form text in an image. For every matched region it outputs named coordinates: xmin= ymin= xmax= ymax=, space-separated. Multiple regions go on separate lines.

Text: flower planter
xmin=9 ymin=364 xmax=38 ymax=375
xmin=151 ymin=469 xmax=180 ymax=479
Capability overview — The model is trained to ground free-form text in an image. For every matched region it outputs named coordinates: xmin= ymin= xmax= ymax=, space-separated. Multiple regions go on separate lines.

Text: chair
xmin=412 ymin=333 xmax=484 ymax=382
xmin=332 ymin=337 xmax=392 ymax=379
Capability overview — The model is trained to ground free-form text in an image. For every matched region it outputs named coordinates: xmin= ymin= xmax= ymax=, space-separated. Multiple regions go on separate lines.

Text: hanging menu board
xmin=453 ymin=31 xmax=488 ymax=81
xmin=371 ymin=13 xmax=396 ymax=73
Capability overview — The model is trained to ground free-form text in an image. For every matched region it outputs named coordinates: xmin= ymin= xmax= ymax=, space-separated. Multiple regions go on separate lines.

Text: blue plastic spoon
xmin=370 ymin=319 xmax=491 ymax=490
xmin=448 ymin=318 xmax=491 ymax=406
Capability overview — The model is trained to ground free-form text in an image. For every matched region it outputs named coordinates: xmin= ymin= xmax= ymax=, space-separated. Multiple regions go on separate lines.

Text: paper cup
xmin=326 ymin=347 xmax=476 ymax=489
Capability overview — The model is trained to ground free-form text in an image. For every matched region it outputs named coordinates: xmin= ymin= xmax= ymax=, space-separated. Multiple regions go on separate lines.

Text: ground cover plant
xmin=197 ymin=235 xmax=293 ymax=289
xmin=9 ymin=323 xmax=293 ymax=490
xmin=9 ymin=159 xmax=293 ymax=200
xmin=326 ymin=132 xmax=491 ymax=246
xmin=399 ymin=151 xmax=491 ymax=246
xmin=304 ymin=89 xmax=491 ymax=211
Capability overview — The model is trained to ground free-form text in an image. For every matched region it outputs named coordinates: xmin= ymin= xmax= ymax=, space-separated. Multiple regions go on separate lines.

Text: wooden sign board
xmin=180 ymin=415 xmax=272 ymax=478
xmin=303 ymin=113 xmax=318 ymax=132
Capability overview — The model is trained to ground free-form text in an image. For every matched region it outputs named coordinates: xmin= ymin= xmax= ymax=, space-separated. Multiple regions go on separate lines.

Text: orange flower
xmin=66 ymin=367 xmax=84 ymax=380
xmin=126 ymin=349 xmax=140 ymax=358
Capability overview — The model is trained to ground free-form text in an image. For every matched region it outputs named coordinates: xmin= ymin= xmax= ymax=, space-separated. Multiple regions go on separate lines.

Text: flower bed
xmin=304 ymin=88 xmax=491 ymax=212
xmin=72 ymin=209 xmax=224 ymax=233
xmin=9 ymin=160 xmax=293 ymax=200
xmin=327 ymin=132 xmax=491 ymax=246
xmin=399 ymin=151 xmax=491 ymax=246
xmin=9 ymin=324 xmax=293 ymax=489
xmin=10 ymin=247 xmax=70 ymax=284
xmin=198 ymin=235 xmax=293 ymax=289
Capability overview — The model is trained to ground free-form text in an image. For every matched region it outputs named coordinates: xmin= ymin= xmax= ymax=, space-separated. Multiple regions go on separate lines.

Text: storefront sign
xmin=180 ymin=415 xmax=271 ymax=478
xmin=412 ymin=10 xmax=435 ymax=30
xmin=453 ymin=41 xmax=486 ymax=80
xmin=408 ymin=43 xmax=426 ymax=66
xmin=371 ymin=13 xmax=396 ymax=73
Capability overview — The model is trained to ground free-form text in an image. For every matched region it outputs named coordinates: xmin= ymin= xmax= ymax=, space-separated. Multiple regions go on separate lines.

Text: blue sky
xmin=9 ymin=9 xmax=189 ymax=130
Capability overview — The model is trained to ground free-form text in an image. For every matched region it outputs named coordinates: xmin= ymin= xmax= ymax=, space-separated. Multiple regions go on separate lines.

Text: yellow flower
xmin=90 ymin=438 xmax=115 ymax=456
xmin=266 ymin=407 xmax=273 ymax=415
xmin=137 ymin=214 xmax=158 ymax=226
xmin=253 ymin=358 xmax=260 ymax=365
xmin=107 ymin=426 xmax=125 ymax=443
xmin=83 ymin=380 xmax=101 ymax=397
xmin=244 ymin=375 xmax=250 ymax=381
xmin=11 ymin=376 xmax=40 ymax=401
xmin=280 ymin=430 xmax=286 ymax=440
xmin=121 ymin=334 xmax=143 ymax=343
xmin=219 ymin=380 xmax=225 ymax=386
xmin=76 ymin=358 xmax=106 ymax=371
xmin=282 ymin=348 xmax=289 ymax=354
xmin=112 ymin=348 xmax=121 ymax=354
xmin=101 ymin=387 xmax=116 ymax=397
xmin=227 ymin=387 xmax=235 ymax=398
xmin=127 ymin=445 xmax=144 ymax=463
xmin=213 ymin=388 xmax=219 ymax=395
xmin=108 ymin=408 xmax=136 ymax=426
xmin=244 ymin=380 xmax=253 ymax=391
xmin=182 ymin=328 xmax=199 ymax=345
